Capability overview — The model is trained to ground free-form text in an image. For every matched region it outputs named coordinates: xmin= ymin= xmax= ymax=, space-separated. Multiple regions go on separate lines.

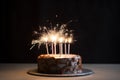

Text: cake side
xmin=37 ymin=54 xmax=82 ymax=74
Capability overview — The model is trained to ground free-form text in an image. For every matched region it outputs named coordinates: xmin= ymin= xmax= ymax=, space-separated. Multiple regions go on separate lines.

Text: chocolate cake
xmin=37 ymin=54 xmax=82 ymax=74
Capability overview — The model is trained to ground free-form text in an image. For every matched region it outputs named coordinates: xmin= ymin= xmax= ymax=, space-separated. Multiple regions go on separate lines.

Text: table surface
xmin=0 ymin=63 xmax=120 ymax=80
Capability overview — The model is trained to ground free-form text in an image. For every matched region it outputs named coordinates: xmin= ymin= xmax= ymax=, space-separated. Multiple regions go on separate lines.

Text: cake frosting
xmin=37 ymin=54 xmax=82 ymax=74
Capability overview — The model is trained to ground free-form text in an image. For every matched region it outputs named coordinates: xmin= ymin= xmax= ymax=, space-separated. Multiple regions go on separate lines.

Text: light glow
xmin=31 ymin=19 xmax=74 ymax=55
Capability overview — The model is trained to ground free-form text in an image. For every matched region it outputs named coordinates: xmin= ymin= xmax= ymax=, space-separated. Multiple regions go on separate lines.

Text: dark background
xmin=1 ymin=0 xmax=120 ymax=63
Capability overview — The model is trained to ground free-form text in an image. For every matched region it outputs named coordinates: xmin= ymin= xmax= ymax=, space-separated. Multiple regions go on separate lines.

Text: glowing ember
xmin=68 ymin=37 xmax=73 ymax=43
xmin=59 ymin=37 xmax=64 ymax=43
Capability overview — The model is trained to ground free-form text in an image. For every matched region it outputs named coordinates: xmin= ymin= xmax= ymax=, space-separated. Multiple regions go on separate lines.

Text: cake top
xmin=38 ymin=54 xmax=80 ymax=59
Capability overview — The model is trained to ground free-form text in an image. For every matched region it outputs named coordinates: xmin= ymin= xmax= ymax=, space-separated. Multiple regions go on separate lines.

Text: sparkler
xmin=31 ymin=19 xmax=74 ymax=55
xmin=68 ymin=37 xmax=72 ymax=54
xmin=41 ymin=36 xmax=49 ymax=54
xmin=58 ymin=37 xmax=64 ymax=55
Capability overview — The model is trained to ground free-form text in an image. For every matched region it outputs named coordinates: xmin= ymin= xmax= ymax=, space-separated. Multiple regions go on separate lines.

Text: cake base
xmin=37 ymin=54 xmax=82 ymax=74
xmin=27 ymin=68 xmax=94 ymax=77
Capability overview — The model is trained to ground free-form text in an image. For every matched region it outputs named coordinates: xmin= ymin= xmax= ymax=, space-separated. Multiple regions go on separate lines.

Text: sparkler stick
xmin=67 ymin=37 xmax=72 ymax=54
xmin=64 ymin=43 xmax=67 ymax=54
xmin=50 ymin=34 xmax=57 ymax=54
xmin=68 ymin=43 xmax=70 ymax=54
xmin=59 ymin=43 xmax=63 ymax=55
xmin=51 ymin=43 xmax=54 ymax=54
xmin=41 ymin=36 xmax=49 ymax=54
xmin=46 ymin=43 xmax=49 ymax=54
xmin=64 ymin=33 xmax=68 ymax=54
xmin=59 ymin=37 xmax=64 ymax=56
xmin=54 ymin=42 xmax=56 ymax=54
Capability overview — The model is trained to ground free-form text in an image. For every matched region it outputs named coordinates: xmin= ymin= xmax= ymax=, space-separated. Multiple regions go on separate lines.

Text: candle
xmin=68 ymin=43 xmax=70 ymax=54
xmin=59 ymin=37 xmax=64 ymax=55
xmin=64 ymin=33 xmax=68 ymax=54
xmin=45 ymin=43 xmax=49 ymax=54
xmin=59 ymin=43 xmax=63 ymax=54
xmin=51 ymin=43 xmax=54 ymax=54
xmin=64 ymin=43 xmax=67 ymax=54
xmin=54 ymin=42 xmax=56 ymax=54
xmin=67 ymin=37 xmax=72 ymax=54
xmin=50 ymin=35 xmax=57 ymax=54
xmin=42 ymin=37 xmax=49 ymax=54
xmin=64 ymin=39 xmax=67 ymax=54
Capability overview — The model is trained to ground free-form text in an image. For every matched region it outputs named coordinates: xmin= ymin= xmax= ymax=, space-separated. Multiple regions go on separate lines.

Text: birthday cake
xmin=31 ymin=20 xmax=83 ymax=74
xmin=37 ymin=54 xmax=82 ymax=74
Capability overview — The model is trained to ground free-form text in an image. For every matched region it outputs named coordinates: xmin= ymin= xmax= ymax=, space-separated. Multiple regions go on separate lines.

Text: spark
xmin=30 ymin=19 xmax=74 ymax=51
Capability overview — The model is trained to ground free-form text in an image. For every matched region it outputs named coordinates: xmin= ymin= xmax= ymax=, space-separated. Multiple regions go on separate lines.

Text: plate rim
xmin=27 ymin=68 xmax=94 ymax=77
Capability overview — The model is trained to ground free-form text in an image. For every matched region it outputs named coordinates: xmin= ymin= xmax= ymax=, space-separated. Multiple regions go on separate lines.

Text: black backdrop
xmin=1 ymin=0 xmax=120 ymax=63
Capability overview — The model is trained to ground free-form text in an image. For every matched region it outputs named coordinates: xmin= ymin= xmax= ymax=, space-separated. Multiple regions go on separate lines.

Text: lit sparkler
xmin=31 ymin=20 xmax=74 ymax=55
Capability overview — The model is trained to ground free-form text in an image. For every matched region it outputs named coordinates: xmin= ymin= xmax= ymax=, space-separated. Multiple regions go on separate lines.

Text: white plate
xmin=27 ymin=68 xmax=94 ymax=77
